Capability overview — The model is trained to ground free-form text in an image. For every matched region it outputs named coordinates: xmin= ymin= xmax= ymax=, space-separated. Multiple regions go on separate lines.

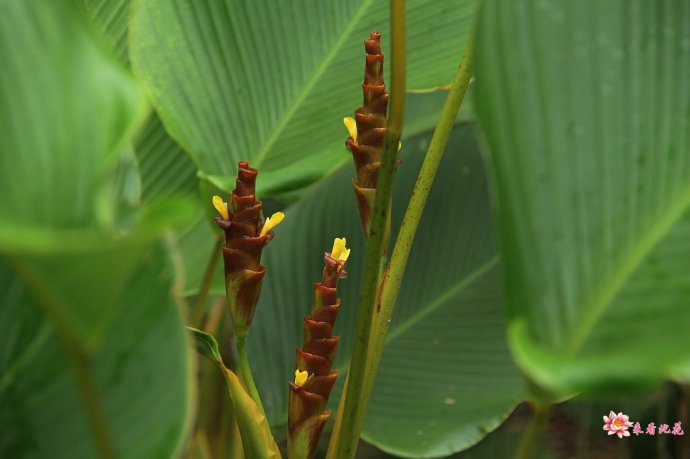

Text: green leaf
xmin=113 ymin=147 xmax=143 ymax=206
xmin=84 ymin=0 xmax=131 ymax=64
xmin=0 ymin=0 xmax=196 ymax=346
xmin=129 ymin=0 xmax=479 ymax=195
xmin=186 ymin=327 xmax=281 ymax=458
xmin=249 ymin=124 xmax=524 ymax=456
xmin=404 ymin=86 xmax=477 ymax=140
xmin=177 ymin=213 xmax=224 ymax=298
xmin=188 ymin=326 xmax=224 ymax=364
xmin=10 ymin=241 xmax=153 ymax=348
xmin=671 ymin=361 xmax=690 ymax=383
xmin=84 ymin=0 xmax=201 ymax=205
xmin=475 ymin=0 xmax=690 ymax=396
xmin=134 ymin=115 xmax=199 ymax=204
xmin=0 ymin=246 xmax=193 ymax=459
xmin=0 ymin=0 xmax=148 ymax=235
xmin=0 ymin=2 xmax=195 ymax=456
xmin=222 ymin=367 xmax=282 ymax=459
xmin=3 ymin=192 xmax=196 ymax=347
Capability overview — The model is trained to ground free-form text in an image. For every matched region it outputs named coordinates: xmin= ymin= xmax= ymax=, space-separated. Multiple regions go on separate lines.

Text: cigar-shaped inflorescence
xmin=212 ymin=161 xmax=284 ymax=338
xmin=288 ymin=238 xmax=350 ymax=458
xmin=344 ymin=32 xmax=396 ymax=236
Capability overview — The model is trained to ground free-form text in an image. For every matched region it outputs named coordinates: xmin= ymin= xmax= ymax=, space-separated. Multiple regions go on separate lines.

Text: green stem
xmin=513 ymin=403 xmax=551 ymax=459
xmin=192 ymin=238 xmax=222 ymax=327
xmin=330 ymin=25 xmax=475 ymax=459
xmin=369 ymin=30 xmax=476 ymax=377
xmin=332 ymin=2 xmax=406 ymax=458
xmin=63 ymin=337 xmax=117 ymax=459
xmin=235 ymin=335 xmax=265 ymax=417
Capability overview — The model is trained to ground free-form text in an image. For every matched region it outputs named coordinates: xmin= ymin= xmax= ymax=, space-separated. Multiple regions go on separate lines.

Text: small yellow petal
xmin=212 ymin=195 xmax=229 ymax=220
xmin=331 ymin=237 xmax=350 ymax=261
xmin=259 ymin=211 xmax=285 ymax=237
xmin=331 ymin=237 xmax=346 ymax=259
xmin=398 ymin=141 xmax=402 ymax=152
xmin=343 ymin=117 xmax=357 ymax=143
xmin=339 ymin=248 xmax=351 ymax=262
xmin=294 ymin=369 xmax=309 ymax=387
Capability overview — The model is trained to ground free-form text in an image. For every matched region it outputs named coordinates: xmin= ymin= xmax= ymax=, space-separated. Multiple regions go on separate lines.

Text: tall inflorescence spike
xmin=345 ymin=32 xmax=390 ymax=236
xmin=288 ymin=239 xmax=350 ymax=459
xmin=212 ymin=161 xmax=284 ymax=338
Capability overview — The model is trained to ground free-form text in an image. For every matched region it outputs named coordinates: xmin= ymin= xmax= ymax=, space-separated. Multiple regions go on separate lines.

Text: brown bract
xmin=346 ymin=32 xmax=390 ymax=235
xmin=288 ymin=253 xmax=348 ymax=458
xmin=215 ymin=161 xmax=276 ymax=336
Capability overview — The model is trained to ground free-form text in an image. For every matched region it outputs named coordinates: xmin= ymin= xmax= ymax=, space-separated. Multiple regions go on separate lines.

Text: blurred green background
xmin=2 ymin=0 xmax=689 ymax=458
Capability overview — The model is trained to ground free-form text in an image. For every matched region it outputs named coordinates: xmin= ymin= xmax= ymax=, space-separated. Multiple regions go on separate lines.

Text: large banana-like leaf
xmin=0 ymin=0 xmax=195 ymax=345
xmin=0 ymin=0 xmax=147 ymax=236
xmin=475 ymin=0 xmax=690 ymax=396
xmin=129 ymin=0 xmax=480 ymax=196
xmin=246 ymin=124 xmax=524 ymax=457
xmin=0 ymin=4 xmax=194 ymax=456
xmin=134 ymin=115 xmax=199 ymax=204
xmin=84 ymin=0 xmax=131 ymax=64
xmin=85 ymin=0 xmax=201 ymax=205
xmin=0 ymin=248 xmax=193 ymax=459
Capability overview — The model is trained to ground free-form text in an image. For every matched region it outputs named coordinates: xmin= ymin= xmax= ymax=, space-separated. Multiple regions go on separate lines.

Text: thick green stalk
xmin=236 ymin=335 xmax=266 ymax=417
xmin=513 ymin=403 xmax=551 ymax=459
xmin=330 ymin=25 xmax=475 ymax=459
xmin=331 ymin=1 xmax=406 ymax=457
xmin=368 ymin=31 xmax=476 ymax=381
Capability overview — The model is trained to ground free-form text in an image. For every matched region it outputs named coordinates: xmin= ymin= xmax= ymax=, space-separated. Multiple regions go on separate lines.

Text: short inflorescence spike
xmin=345 ymin=32 xmax=390 ymax=236
xmin=213 ymin=161 xmax=284 ymax=338
xmin=288 ymin=239 xmax=350 ymax=458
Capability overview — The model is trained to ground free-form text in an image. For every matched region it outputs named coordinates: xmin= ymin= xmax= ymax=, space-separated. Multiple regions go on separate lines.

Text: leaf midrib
xmin=337 ymin=256 xmax=498 ymax=377
xmin=565 ymin=181 xmax=690 ymax=353
xmin=252 ymin=0 xmax=374 ymax=169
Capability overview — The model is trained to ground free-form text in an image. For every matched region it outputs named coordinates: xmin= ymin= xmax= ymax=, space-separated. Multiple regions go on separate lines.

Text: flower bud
xmin=288 ymin=238 xmax=350 ymax=458
xmin=212 ymin=161 xmax=284 ymax=337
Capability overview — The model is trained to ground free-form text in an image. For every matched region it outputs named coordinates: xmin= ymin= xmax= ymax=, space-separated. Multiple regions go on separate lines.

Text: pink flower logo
xmin=603 ymin=411 xmax=633 ymax=438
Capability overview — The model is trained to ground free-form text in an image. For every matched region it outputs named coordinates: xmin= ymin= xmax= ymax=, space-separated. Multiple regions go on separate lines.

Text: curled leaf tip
xmin=212 ymin=195 xmax=229 ymax=220
xmin=259 ymin=211 xmax=285 ymax=237
xmin=343 ymin=117 xmax=357 ymax=143
xmin=294 ymin=369 xmax=309 ymax=387
xmin=331 ymin=237 xmax=350 ymax=262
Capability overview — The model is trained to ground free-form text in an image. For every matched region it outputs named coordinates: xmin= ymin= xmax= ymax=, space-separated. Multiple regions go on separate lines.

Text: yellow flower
xmin=342 ymin=117 xmax=401 ymax=151
xmin=294 ymin=369 xmax=309 ymax=387
xmin=259 ymin=212 xmax=285 ymax=237
xmin=343 ymin=117 xmax=358 ymax=143
xmin=331 ymin=237 xmax=351 ymax=262
xmin=212 ymin=195 xmax=229 ymax=220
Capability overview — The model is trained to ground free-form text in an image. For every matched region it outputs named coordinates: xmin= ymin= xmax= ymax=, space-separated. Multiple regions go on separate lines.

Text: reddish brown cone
xmin=345 ymin=32 xmax=390 ymax=235
xmin=214 ymin=161 xmax=281 ymax=338
xmin=288 ymin=242 xmax=349 ymax=458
